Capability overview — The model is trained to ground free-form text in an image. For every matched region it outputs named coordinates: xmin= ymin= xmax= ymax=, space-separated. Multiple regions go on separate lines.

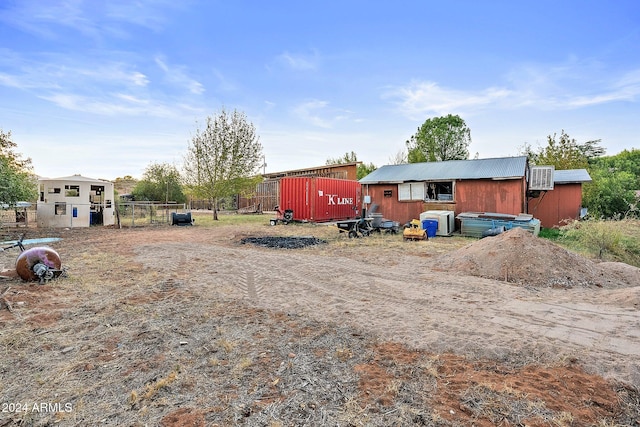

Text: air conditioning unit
xmin=419 ymin=210 xmax=455 ymax=236
xmin=529 ymin=166 xmax=555 ymax=191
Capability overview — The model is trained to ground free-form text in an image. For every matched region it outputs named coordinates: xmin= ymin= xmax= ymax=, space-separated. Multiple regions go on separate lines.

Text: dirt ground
xmin=0 ymin=219 xmax=639 ymax=426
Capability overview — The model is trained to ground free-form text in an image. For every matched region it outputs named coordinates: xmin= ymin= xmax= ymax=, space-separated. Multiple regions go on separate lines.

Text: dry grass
xmin=0 ymin=216 xmax=638 ymax=426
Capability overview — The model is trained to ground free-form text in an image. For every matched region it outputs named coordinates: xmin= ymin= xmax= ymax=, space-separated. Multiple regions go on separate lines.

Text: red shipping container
xmin=279 ymin=177 xmax=362 ymax=222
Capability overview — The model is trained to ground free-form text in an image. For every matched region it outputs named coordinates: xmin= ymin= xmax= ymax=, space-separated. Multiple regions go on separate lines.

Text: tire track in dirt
xmin=133 ymin=241 xmax=640 ymax=385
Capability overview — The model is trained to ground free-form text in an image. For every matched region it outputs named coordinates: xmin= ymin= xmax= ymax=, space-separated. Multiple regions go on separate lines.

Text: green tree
xmin=183 ymin=108 xmax=264 ymax=220
xmin=0 ymin=129 xmax=37 ymax=206
xmin=326 ymin=151 xmax=377 ymax=180
xmin=405 ymin=114 xmax=471 ymax=163
xmin=583 ymin=169 xmax=637 ymax=218
xmin=132 ymin=162 xmax=186 ymax=203
xmin=590 ymin=148 xmax=640 ymax=177
xmin=527 ymin=130 xmax=605 ymax=169
xmin=583 ymin=148 xmax=640 ymax=219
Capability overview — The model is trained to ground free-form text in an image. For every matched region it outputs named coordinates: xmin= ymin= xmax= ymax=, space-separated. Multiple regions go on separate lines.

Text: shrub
xmin=560 ymin=219 xmax=640 ymax=267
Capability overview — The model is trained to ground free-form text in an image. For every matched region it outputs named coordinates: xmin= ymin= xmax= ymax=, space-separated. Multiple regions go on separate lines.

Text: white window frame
xmin=398 ymin=182 xmax=425 ymax=201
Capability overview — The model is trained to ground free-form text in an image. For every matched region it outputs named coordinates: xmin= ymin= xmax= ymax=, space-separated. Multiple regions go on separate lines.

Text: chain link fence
xmin=116 ymin=202 xmax=189 ymax=227
xmin=0 ymin=207 xmax=36 ymax=228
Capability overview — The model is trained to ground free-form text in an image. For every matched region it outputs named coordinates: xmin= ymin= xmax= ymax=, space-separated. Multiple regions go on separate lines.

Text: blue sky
xmin=1 ymin=1 xmax=639 ymax=180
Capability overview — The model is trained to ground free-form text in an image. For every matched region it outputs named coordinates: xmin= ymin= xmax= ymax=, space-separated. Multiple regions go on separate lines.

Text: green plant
xmin=561 ymin=219 xmax=623 ymax=260
xmin=538 ymin=228 xmax=561 ymax=240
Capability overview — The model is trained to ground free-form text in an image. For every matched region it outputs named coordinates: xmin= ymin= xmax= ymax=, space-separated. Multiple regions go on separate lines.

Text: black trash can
xmin=171 ymin=212 xmax=193 ymax=226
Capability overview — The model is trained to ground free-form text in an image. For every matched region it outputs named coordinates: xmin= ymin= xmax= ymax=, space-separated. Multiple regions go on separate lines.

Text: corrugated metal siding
xmin=314 ymin=177 xmax=361 ymax=222
xmin=363 ymin=177 xmax=526 ymax=225
xmin=360 ymin=156 xmax=527 ymax=184
xmin=457 ymin=213 xmax=541 ymax=237
xmin=363 ymin=185 xmax=424 ymax=225
xmin=279 ymin=177 xmax=361 ymax=222
xmin=553 ymin=169 xmax=592 ymax=184
xmin=264 ymin=163 xmax=359 ymax=180
xmin=456 ymin=180 xmax=525 ymax=216
xmin=528 ymin=183 xmax=583 ymax=227
xmin=239 ymin=164 xmax=360 ymax=211
xmin=280 ymin=177 xmax=312 ymax=220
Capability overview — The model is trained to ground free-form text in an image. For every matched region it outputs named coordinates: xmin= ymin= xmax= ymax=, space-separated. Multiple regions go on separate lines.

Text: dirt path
xmin=134 ymin=238 xmax=640 ymax=387
xmin=2 ymin=222 xmax=639 ymax=426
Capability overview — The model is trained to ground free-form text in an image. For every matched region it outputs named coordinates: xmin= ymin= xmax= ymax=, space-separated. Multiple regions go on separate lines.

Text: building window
xmin=48 ymin=187 xmax=61 ymax=194
xmin=55 ymin=202 xmax=67 ymax=215
xmin=398 ymin=183 xmax=425 ymax=201
xmin=383 ymin=190 xmax=393 ymax=198
xmin=65 ymin=185 xmax=80 ymax=197
xmin=425 ymin=181 xmax=454 ymax=201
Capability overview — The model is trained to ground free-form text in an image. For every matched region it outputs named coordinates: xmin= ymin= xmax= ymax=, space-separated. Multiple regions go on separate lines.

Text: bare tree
xmin=388 ymin=149 xmax=407 ymax=165
xmin=183 ymin=109 xmax=263 ymax=219
xmin=325 ymin=151 xmax=377 ymax=180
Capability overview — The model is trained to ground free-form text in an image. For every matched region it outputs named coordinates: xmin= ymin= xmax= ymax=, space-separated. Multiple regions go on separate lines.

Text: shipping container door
xmin=314 ymin=178 xmax=360 ymax=222
xmin=279 ymin=177 xmax=312 ymax=221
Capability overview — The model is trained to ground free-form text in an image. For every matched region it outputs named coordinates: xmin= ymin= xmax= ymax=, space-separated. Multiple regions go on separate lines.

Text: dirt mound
xmin=431 ymin=227 xmax=632 ymax=288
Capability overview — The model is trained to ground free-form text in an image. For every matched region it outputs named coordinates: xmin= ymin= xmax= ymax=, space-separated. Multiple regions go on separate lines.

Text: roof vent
xmin=529 ymin=166 xmax=555 ymax=191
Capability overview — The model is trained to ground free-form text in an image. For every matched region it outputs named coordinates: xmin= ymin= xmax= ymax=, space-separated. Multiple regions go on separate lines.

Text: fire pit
xmin=240 ymin=236 xmax=327 ymax=249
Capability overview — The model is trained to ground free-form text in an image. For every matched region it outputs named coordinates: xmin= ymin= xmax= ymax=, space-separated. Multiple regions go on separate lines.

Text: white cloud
xmin=131 ymin=72 xmax=150 ymax=87
xmin=291 ymin=100 xmax=356 ymax=129
xmin=293 ymin=100 xmax=331 ymax=128
xmin=276 ymin=51 xmax=319 ymax=71
xmin=104 ymin=0 xmax=184 ymax=32
xmin=385 ymin=81 xmax=512 ymax=119
xmin=40 ymin=91 xmax=201 ymax=119
xmin=211 ymin=69 xmax=236 ymax=92
xmin=387 ymin=62 xmax=640 ymax=119
xmin=0 ymin=0 xmax=182 ymax=41
xmin=566 ymin=69 xmax=640 ymax=106
xmin=0 ymin=73 xmax=24 ymax=89
xmin=0 ymin=51 xmax=149 ymax=91
xmin=155 ymin=56 xmax=205 ymax=95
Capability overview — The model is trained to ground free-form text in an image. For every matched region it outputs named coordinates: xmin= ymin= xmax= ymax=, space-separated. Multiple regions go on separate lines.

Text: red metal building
xmin=527 ymin=169 xmax=591 ymax=227
xmin=359 ymin=157 xmax=590 ymax=229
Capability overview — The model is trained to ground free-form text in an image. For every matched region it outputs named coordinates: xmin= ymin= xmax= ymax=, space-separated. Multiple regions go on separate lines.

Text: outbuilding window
xmin=65 ymin=185 xmax=80 ymax=197
xmin=398 ymin=183 xmax=425 ymax=201
xmin=55 ymin=202 xmax=67 ymax=215
xmin=425 ymin=181 xmax=454 ymax=201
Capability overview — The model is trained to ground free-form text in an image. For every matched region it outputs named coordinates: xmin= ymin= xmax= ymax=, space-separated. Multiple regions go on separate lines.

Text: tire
xmin=348 ymin=230 xmax=358 ymax=238
xmin=270 ymin=219 xmax=277 ymax=226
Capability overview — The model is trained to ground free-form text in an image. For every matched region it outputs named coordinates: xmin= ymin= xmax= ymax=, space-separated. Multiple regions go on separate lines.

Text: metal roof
xmin=553 ymin=169 xmax=592 ymax=183
xmin=359 ymin=156 xmax=529 ymax=184
xmin=39 ymin=174 xmax=113 ymax=184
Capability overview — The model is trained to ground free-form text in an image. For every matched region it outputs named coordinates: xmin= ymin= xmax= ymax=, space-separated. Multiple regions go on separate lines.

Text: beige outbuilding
xmin=37 ymin=175 xmax=115 ymax=228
